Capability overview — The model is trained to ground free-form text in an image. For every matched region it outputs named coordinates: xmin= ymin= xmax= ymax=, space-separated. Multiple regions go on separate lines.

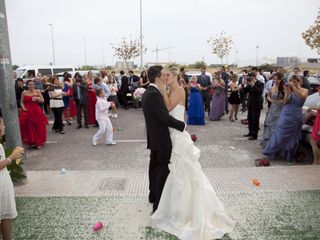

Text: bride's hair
xmin=168 ymin=67 xmax=181 ymax=82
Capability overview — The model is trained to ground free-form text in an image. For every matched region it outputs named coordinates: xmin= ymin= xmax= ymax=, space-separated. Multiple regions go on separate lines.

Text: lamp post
xmin=83 ymin=37 xmax=87 ymax=69
xmin=102 ymin=44 xmax=105 ymax=66
xmin=256 ymin=45 xmax=259 ymax=66
xmin=109 ymin=43 xmax=114 ymax=67
xmin=139 ymin=0 xmax=143 ymax=70
xmin=49 ymin=24 xmax=56 ymax=65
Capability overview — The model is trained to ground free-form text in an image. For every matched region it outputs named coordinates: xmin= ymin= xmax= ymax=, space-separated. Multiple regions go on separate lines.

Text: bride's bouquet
xmin=133 ymin=87 xmax=146 ymax=100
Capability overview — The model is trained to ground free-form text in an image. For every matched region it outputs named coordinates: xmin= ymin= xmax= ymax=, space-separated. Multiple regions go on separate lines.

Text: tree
xmin=207 ymin=32 xmax=233 ymax=64
xmin=189 ymin=61 xmax=207 ymax=69
xmin=112 ymin=36 xmax=147 ymax=69
xmin=302 ymin=10 xmax=320 ymax=54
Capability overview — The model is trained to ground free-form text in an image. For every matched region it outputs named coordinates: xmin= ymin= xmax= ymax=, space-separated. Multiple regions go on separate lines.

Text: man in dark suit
xmin=244 ymin=73 xmax=264 ymax=140
xmin=119 ymin=70 xmax=129 ymax=110
xmin=221 ymin=66 xmax=230 ymax=114
xmin=73 ymin=75 xmax=89 ymax=129
xmin=142 ymin=65 xmax=185 ymax=213
xmin=128 ymin=70 xmax=141 ymax=108
xmin=197 ymin=66 xmax=211 ymax=114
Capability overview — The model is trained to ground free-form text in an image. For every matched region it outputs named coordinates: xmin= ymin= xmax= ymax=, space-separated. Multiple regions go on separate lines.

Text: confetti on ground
xmin=93 ymin=221 xmax=104 ymax=232
xmin=252 ymin=178 xmax=261 ymax=187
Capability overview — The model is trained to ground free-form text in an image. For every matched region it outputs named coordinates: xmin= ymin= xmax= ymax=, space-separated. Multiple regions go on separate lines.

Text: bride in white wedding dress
xmin=151 ymin=68 xmax=235 ymax=240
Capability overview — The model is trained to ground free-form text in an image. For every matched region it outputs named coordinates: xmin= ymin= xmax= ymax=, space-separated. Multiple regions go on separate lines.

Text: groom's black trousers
xmin=149 ymin=149 xmax=171 ymax=212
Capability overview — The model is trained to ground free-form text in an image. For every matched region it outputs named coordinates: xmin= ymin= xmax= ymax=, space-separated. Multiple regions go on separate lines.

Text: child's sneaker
xmin=114 ymin=114 xmax=118 ymax=118
xmin=92 ymin=140 xmax=97 ymax=146
xmin=107 ymin=141 xmax=116 ymax=145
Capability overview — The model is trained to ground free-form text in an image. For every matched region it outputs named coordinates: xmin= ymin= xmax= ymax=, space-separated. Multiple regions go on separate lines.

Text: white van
xmin=16 ymin=65 xmax=75 ymax=80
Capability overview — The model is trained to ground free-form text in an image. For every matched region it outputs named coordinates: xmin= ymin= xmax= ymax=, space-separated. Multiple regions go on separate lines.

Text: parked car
xmin=308 ymin=76 xmax=320 ymax=94
xmin=16 ymin=65 xmax=75 ymax=82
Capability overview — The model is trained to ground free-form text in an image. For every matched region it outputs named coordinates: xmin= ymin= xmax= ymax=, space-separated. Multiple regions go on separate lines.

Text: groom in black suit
xmin=142 ymin=66 xmax=185 ymax=213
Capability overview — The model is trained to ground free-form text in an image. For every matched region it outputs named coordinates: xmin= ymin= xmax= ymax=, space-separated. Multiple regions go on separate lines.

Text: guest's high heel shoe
xmin=229 ymin=116 xmax=234 ymax=122
xmin=235 ymin=115 xmax=238 ymax=120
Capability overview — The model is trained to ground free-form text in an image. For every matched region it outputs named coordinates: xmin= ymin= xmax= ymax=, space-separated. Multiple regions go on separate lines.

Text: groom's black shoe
xmin=243 ymin=133 xmax=251 ymax=137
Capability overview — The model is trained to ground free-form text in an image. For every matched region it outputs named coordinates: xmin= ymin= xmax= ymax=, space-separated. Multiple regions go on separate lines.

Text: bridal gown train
xmin=151 ymin=105 xmax=235 ymax=240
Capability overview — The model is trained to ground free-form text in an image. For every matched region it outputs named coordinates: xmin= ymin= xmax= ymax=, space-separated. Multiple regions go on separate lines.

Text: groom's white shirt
xmin=149 ymin=83 xmax=160 ymax=91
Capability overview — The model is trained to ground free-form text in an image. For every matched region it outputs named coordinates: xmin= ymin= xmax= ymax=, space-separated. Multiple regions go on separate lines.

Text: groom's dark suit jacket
xmin=142 ymin=85 xmax=185 ymax=152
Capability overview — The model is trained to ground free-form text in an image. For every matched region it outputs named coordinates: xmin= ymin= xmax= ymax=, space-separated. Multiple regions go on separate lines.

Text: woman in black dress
xmin=139 ymin=71 xmax=149 ymax=89
xmin=228 ymin=74 xmax=241 ymax=121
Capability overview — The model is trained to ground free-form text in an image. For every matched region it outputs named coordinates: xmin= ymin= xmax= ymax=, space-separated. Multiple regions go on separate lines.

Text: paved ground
xmin=13 ymin=107 xmax=320 ymax=240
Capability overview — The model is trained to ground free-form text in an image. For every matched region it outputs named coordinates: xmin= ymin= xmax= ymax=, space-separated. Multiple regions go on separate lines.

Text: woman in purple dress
xmin=209 ymin=72 xmax=226 ymax=121
xmin=261 ymin=75 xmax=308 ymax=164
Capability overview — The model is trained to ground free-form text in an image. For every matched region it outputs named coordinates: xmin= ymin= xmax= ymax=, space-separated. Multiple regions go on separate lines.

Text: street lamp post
xmin=102 ymin=44 xmax=105 ymax=66
xmin=109 ymin=43 xmax=114 ymax=67
xmin=49 ymin=24 xmax=56 ymax=65
xmin=83 ymin=37 xmax=87 ymax=69
xmin=139 ymin=0 xmax=143 ymax=70
xmin=256 ymin=45 xmax=259 ymax=67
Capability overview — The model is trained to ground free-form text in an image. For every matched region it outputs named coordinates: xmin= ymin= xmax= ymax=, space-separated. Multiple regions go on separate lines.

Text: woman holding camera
xmin=262 ymin=75 xmax=308 ymax=164
xmin=0 ymin=114 xmax=25 ymax=240
xmin=19 ymin=80 xmax=48 ymax=149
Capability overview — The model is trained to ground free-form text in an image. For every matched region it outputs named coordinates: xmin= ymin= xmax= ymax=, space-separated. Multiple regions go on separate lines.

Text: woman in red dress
xmin=19 ymin=80 xmax=48 ymax=149
xmin=309 ymin=88 xmax=320 ymax=165
xmin=86 ymin=71 xmax=97 ymax=125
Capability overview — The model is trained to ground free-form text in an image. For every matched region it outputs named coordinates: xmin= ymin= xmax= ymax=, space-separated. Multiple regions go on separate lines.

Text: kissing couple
xmin=142 ymin=66 xmax=235 ymax=240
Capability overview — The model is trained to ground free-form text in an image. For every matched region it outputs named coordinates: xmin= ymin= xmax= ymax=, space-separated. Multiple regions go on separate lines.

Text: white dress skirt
xmin=0 ymin=144 xmax=17 ymax=220
xmin=151 ymin=105 xmax=235 ymax=240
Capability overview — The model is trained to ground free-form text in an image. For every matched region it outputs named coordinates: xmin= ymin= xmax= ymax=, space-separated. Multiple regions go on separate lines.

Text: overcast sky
xmin=5 ymin=0 xmax=320 ymax=67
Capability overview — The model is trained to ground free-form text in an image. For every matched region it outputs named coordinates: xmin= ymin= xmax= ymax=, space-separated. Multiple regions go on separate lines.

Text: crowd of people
xmin=0 ymin=64 xmax=319 ymax=239
xmin=8 ymin=64 xmax=320 ymax=166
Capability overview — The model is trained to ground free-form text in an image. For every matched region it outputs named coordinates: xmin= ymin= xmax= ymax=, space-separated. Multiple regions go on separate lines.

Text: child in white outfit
xmin=92 ymin=89 xmax=116 ymax=145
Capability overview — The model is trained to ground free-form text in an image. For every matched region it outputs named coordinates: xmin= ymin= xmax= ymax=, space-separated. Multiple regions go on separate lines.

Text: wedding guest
xmin=93 ymin=77 xmax=111 ymax=99
xmin=243 ymin=73 xmax=264 ymax=140
xmin=308 ymin=88 xmax=320 ymax=165
xmin=259 ymin=68 xmax=267 ymax=84
xmin=0 ymin=115 xmax=24 ymax=240
xmin=129 ymin=70 xmax=140 ymax=90
xmin=73 ymin=75 xmax=89 ymax=129
xmin=34 ymin=73 xmax=44 ymax=91
xmin=119 ymin=70 xmax=129 ymax=110
xmin=63 ymin=73 xmax=72 ymax=125
xmin=187 ymin=75 xmax=205 ymax=125
xmin=49 ymin=76 xmax=65 ymax=134
xmin=139 ymin=70 xmax=149 ymax=89
xmin=209 ymin=72 xmax=226 ymax=121
xmin=221 ymin=66 xmax=230 ymax=114
xmin=15 ymin=78 xmax=24 ymax=110
xmin=99 ymin=70 xmax=109 ymax=83
xmin=92 ymin=89 xmax=116 ymax=146
xmin=302 ymin=70 xmax=311 ymax=94
xmin=260 ymin=73 xmax=285 ymax=147
xmin=19 ymin=80 xmax=48 ymax=149
xmin=42 ymin=75 xmax=51 ymax=115
xmin=239 ymin=69 xmax=248 ymax=112
xmin=252 ymin=66 xmax=265 ymax=84
xmin=228 ymin=74 xmax=241 ymax=121
xmin=262 ymin=75 xmax=308 ymax=164
xmin=264 ymin=70 xmax=274 ymax=108
xmin=86 ymin=71 xmax=97 ymax=125
xmin=108 ymin=77 xmax=118 ymax=118
xmin=180 ymin=67 xmax=189 ymax=111
xmin=197 ymin=66 xmax=211 ymax=113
